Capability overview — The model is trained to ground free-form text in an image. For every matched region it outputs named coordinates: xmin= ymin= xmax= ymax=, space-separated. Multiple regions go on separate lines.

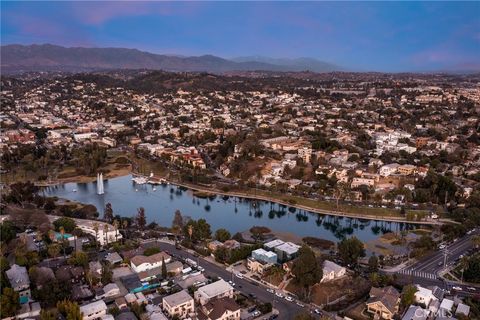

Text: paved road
xmin=391 ymin=229 xmax=480 ymax=296
xmin=145 ymin=240 xmax=312 ymax=319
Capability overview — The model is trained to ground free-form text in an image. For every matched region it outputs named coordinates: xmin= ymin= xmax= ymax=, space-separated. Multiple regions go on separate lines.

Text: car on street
xmin=228 ymin=280 xmax=236 ymax=287
xmin=252 ymin=311 xmax=261 ymax=317
xmin=467 ymin=287 xmax=476 ymax=291
xmin=452 ymin=286 xmax=462 ymax=291
xmin=296 ymin=302 xmax=304 ymax=307
xmin=275 ymin=292 xmax=284 ymax=298
xmin=314 ymin=309 xmax=322 ymax=315
xmin=266 ymin=288 xmax=274 ymax=293
xmin=235 ymin=273 xmax=244 ymax=279
xmin=285 ymin=296 xmax=293 ymax=302
xmin=439 ymin=244 xmax=446 ymax=249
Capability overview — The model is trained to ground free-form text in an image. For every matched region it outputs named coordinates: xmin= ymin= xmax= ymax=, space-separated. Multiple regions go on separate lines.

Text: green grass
xmin=241 ymin=188 xmax=413 ymax=218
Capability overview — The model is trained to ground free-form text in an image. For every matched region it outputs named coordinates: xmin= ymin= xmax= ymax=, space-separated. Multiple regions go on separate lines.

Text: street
xmin=144 ymin=240 xmax=314 ymax=319
xmin=391 ymin=229 xmax=480 ymax=296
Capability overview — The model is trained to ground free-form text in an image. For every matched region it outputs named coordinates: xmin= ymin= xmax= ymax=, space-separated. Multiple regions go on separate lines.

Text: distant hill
xmin=0 ymin=44 xmax=344 ymax=74
xmin=232 ymin=56 xmax=342 ymax=73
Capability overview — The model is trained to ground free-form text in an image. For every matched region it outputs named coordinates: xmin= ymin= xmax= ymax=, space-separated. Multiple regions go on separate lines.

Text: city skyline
xmin=1 ymin=1 xmax=479 ymax=72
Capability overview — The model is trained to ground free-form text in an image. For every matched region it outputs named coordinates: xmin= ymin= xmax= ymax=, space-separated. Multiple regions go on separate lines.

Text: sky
xmin=1 ymin=1 xmax=479 ymax=72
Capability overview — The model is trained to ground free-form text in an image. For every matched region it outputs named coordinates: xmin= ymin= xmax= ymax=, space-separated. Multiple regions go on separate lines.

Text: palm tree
xmin=73 ymin=228 xmax=83 ymax=252
xmin=459 ymin=256 xmax=469 ymax=283
xmin=122 ymin=219 xmax=128 ymax=244
xmin=113 ymin=220 xmax=119 ymax=243
xmin=334 ymin=182 xmax=349 ymax=211
xmin=472 ymin=235 xmax=480 ymax=248
xmin=103 ymin=224 xmax=110 ymax=246
xmin=93 ymin=222 xmax=99 ymax=249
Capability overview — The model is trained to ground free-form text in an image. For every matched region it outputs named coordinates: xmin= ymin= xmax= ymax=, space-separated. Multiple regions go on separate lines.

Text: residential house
xmin=195 ymin=280 xmax=234 ymax=306
xmin=198 ymin=297 xmax=241 ymax=320
xmin=80 ymin=300 xmax=108 ymax=320
xmin=321 ymin=260 xmax=346 ymax=283
xmin=273 ymin=242 xmax=300 ymax=262
xmin=247 ymin=258 xmax=273 ymax=275
xmin=379 ymin=164 xmax=400 ymax=177
xmin=366 ymin=286 xmax=400 ymax=320
xmin=401 ymin=305 xmax=428 ymax=320
xmin=6 ymin=264 xmax=31 ymax=301
xmin=162 ymin=290 xmax=195 ymax=319
xmin=251 ymin=248 xmax=277 ymax=264
xmin=414 ymin=285 xmax=437 ymax=307
xmin=130 ymin=252 xmax=171 ymax=273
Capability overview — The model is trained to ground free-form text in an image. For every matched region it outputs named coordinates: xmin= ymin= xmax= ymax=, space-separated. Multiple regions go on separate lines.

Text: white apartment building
xmin=194 ymin=280 xmax=234 ymax=305
xmin=162 ymin=290 xmax=194 ymax=319
xmin=130 ymin=252 xmax=171 ymax=273
xmin=80 ymin=300 xmax=107 ymax=320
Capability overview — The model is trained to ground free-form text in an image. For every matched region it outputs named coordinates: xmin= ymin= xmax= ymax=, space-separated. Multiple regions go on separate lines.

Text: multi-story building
xmin=162 ymin=290 xmax=195 ymax=319
xmin=130 ymin=252 xmax=171 ymax=273
xmin=194 ymin=280 xmax=234 ymax=306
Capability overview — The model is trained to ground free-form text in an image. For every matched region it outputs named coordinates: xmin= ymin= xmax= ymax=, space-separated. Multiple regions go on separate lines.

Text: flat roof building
xmin=194 ymin=279 xmax=234 ymax=306
xmin=162 ymin=290 xmax=194 ymax=319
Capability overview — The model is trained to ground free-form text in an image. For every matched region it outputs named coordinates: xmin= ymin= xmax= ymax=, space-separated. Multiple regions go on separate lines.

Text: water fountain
xmin=97 ymin=172 xmax=104 ymax=195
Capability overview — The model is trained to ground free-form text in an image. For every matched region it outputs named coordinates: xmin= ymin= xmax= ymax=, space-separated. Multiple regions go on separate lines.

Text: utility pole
xmin=443 ymin=248 xmax=449 ymax=270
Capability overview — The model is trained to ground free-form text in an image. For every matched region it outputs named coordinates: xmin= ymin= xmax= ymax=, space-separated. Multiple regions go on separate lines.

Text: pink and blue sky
xmin=1 ymin=1 xmax=479 ymax=72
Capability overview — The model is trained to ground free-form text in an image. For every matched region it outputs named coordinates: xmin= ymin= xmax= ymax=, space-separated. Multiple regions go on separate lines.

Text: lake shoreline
xmin=41 ymin=170 xmax=446 ymax=226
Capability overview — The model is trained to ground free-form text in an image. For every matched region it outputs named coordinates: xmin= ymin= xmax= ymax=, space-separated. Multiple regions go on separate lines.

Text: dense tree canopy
xmin=338 ymin=236 xmax=366 ymax=267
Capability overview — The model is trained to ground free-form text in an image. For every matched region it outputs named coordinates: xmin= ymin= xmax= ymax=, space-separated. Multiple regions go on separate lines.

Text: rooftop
xmin=197 ymin=279 xmax=233 ymax=298
xmin=264 ymin=239 xmax=285 ymax=249
xmin=274 ymin=242 xmax=301 ymax=255
xmin=162 ymin=290 xmax=193 ymax=307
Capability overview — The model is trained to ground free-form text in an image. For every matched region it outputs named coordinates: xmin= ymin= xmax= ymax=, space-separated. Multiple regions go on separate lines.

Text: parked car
xmin=266 ymin=288 xmax=274 ymax=293
xmin=285 ymin=296 xmax=293 ymax=302
xmin=452 ymin=286 xmax=462 ymax=291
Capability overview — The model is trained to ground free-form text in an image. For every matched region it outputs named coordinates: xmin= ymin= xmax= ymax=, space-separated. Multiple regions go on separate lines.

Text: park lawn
xmin=242 ymin=188 xmax=418 ymax=218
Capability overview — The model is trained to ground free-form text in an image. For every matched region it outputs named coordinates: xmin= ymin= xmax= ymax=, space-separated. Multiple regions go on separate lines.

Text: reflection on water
xmin=44 ymin=175 xmax=417 ymax=243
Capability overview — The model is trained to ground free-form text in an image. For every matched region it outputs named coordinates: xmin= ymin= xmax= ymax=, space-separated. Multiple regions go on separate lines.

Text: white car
xmin=296 ymin=302 xmax=304 ymax=307
xmin=235 ymin=273 xmax=243 ymax=279
xmin=266 ymin=288 xmax=274 ymax=293
xmin=439 ymin=244 xmax=446 ymax=249
xmin=285 ymin=296 xmax=293 ymax=302
xmin=275 ymin=292 xmax=284 ymax=298
xmin=452 ymin=286 xmax=462 ymax=291
xmin=228 ymin=280 xmax=236 ymax=287
xmin=467 ymin=287 xmax=476 ymax=291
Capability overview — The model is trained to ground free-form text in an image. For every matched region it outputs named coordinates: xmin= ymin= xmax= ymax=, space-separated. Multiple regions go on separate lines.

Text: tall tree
xmin=1 ymin=287 xmax=20 ymax=317
xmin=401 ymin=285 xmax=418 ymax=307
xmin=104 ymin=203 xmax=114 ymax=223
xmin=291 ymin=245 xmax=322 ymax=300
xmin=338 ymin=236 xmax=366 ymax=267
xmin=56 ymin=299 xmax=82 ymax=320
xmin=215 ymin=228 xmax=231 ymax=242
xmin=137 ymin=207 xmax=147 ymax=230
xmin=368 ymin=254 xmax=379 ymax=272
xmin=161 ymin=257 xmax=167 ymax=279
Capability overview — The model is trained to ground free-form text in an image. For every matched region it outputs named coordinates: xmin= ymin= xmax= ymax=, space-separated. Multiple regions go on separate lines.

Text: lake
xmin=43 ymin=175 xmax=417 ymax=243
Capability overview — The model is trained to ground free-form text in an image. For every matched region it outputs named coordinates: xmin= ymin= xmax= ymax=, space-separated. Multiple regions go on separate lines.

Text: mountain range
xmin=0 ymin=44 xmax=342 ymax=74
